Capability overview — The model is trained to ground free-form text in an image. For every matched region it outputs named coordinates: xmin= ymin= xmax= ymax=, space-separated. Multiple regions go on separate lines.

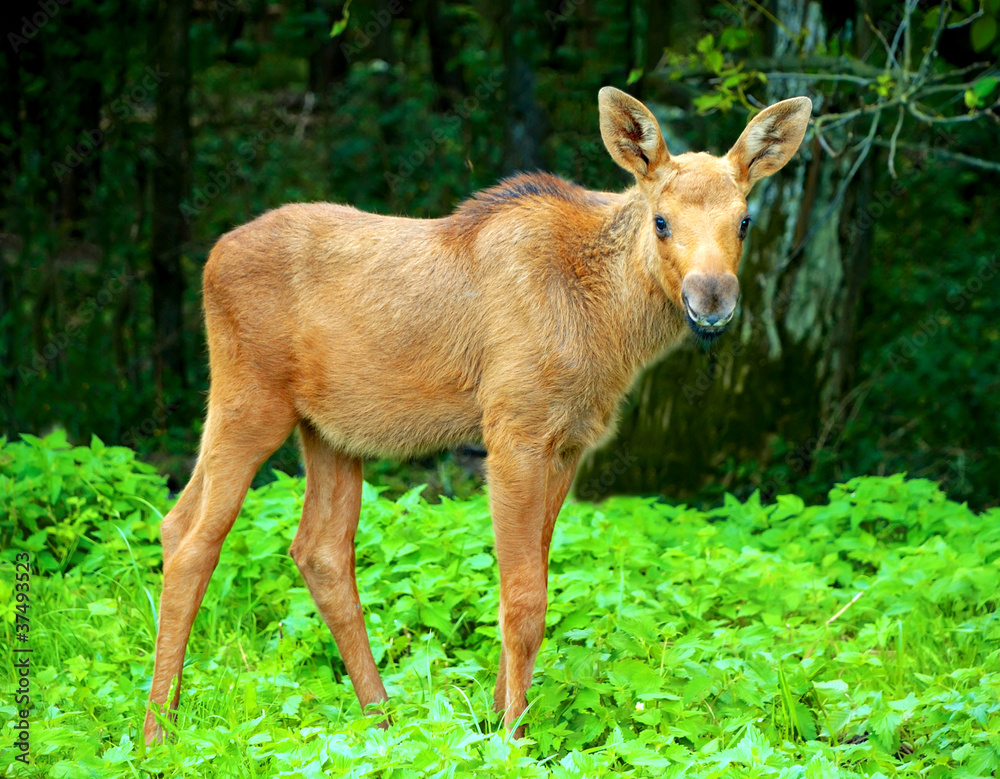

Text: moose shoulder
xmin=144 ymin=87 xmax=811 ymax=744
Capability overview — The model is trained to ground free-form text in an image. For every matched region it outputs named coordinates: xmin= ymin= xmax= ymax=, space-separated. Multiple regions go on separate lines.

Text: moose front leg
xmin=488 ymin=446 xmax=577 ymax=737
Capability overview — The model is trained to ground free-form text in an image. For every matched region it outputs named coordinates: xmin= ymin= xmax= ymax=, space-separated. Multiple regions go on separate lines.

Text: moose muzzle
xmin=681 ymin=271 xmax=740 ymax=340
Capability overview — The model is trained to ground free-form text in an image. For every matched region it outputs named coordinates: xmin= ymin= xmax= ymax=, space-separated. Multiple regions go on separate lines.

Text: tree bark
xmin=576 ymin=0 xmax=875 ymax=502
xmin=150 ymin=0 xmax=192 ymax=393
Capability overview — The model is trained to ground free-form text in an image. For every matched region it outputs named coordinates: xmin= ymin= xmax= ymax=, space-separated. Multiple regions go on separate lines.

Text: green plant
xmin=0 ymin=430 xmax=168 ymax=574
xmin=1 ymin=439 xmax=998 ymax=776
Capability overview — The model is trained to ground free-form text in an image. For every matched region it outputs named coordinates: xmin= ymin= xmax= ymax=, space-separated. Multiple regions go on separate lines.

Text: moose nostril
xmin=681 ymin=272 xmax=739 ymax=329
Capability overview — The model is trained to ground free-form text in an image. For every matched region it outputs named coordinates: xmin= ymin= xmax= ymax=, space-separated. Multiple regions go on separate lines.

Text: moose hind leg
xmin=290 ymin=422 xmax=388 ymax=713
xmin=145 ymin=394 xmax=296 ymax=745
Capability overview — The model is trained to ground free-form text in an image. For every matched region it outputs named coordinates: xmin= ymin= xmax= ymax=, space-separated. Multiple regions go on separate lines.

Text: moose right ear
xmin=726 ymin=96 xmax=812 ymax=192
xmin=598 ymin=87 xmax=670 ymax=183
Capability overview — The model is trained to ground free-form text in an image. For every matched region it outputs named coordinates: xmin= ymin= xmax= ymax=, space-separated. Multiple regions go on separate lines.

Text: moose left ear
xmin=726 ymin=97 xmax=812 ymax=191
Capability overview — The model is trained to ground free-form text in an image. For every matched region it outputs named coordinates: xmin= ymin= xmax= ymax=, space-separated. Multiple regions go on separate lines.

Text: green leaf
xmin=868 ymin=704 xmax=902 ymax=750
xmin=466 ymin=552 xmax=493 ymax=569
xmin=682 ymin=674 xmax=713 ymax=704
xmin=626 ymin=68 xmax=643 ymax=86
xmin=281 ymin=694 xmax=302 ymax=716
xmin=101 ymin=735 xmax=133 ymax=765
xmin=693 ymin=93 xmax=725 ymax=113
xmin=774 ymin=492 xmax=805 ymax=519
xmin=974 ymin=76 xmax=999 ymax=101
xmin=609 ymin=659 xmax=663 ymax=698
xmin=87 ymin=599 xmax=117 ymax=616
xmin=734 ymin=725 xmax=773 ymax=764
xmin=968 ymin=745 xmax=1000 ymax=774
xmin=971 ymin=16 xmax=998 ymax=52
xmin=330 ymin=0 xmax=352 ymax=38
xmin=49 ymin=473 xmax=63 ymax=504
xmin=793 ymin=701 xmax=818 ymax=740
xmin=696 ymin=34 xmax=714 ymax=54
xmin=720 ymin=28 xmax=750 ymax=50
xmin=244 ymin=681 xmax=257 ymax=718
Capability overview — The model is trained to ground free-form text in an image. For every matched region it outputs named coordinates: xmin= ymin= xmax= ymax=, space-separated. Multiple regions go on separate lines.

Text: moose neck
xmin=592 ymin=187 xmax=685 ymax=378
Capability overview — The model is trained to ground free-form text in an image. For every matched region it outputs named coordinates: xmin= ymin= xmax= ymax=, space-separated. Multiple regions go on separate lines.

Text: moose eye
xmin=738 ymin=215 xmax=752 ymax=241
xmin=654 ymin=215 xmax=670 ymax=238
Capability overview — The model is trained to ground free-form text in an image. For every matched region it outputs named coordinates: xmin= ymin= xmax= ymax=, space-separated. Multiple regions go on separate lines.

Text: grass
xmin=1 ymin=432 xmax=999 ymax=777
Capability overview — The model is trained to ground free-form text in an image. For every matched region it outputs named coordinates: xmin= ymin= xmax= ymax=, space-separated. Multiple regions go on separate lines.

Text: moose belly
xmin=292 ymin=328 xmax=483 ymax=459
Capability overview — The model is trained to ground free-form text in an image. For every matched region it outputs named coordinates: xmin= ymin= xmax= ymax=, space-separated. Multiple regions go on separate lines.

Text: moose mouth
xmin=683 ymin=299 xmax=735 ymax=342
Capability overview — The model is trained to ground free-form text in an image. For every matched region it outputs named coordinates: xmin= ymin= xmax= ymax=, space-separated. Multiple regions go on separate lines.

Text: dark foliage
xmin=1 ymin=0 xmax=997 ymax=507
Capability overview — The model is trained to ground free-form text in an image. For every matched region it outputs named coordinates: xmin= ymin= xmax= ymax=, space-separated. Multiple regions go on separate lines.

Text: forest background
xmin=2 ymin=0 xmax=999 ymax=509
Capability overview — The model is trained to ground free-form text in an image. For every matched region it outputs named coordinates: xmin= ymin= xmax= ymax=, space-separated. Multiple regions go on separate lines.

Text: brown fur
xmin=144 ymin=88 xmax=811 ymax=743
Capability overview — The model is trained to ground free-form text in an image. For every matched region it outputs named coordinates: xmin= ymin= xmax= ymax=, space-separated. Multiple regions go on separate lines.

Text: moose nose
xmin=681 ymin=272 xmax=739 ymax=337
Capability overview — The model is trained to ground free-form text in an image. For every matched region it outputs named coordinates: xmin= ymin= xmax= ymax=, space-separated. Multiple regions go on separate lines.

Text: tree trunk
xmin=307 ymin=0 xmax=350 ymax=101
xmin=500 ymin=0 xmax=547 ymax=174
xmin=0 ymin=42 xmax=22 ymax=203
xmin=626 ymin=0 xmax=648 ymax=84
xmin=150 ymin=0 xmax=192 ymax=394
xmin=424 ymin=0 xmax=465 ymax=109
xmin=576 ymin=0 xmax=874 ymax=502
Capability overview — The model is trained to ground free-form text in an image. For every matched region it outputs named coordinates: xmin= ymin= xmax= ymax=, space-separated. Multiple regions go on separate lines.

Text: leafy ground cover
xmin=1 ymin=432 xmax=998 ymax=777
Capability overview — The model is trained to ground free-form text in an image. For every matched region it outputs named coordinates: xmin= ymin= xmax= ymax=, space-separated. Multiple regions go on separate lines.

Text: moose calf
xmin=144 ymin=87 xmax=811 ymax=743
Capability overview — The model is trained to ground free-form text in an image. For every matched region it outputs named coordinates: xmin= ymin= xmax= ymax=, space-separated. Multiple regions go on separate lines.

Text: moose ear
xmin=598 ymin=86 xmax=670 ymax=183
xmin=726 ymin=97 xmax=812 ymax=191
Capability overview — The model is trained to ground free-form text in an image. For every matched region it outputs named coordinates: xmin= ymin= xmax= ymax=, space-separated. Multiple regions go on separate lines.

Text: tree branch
xmin=646 ymin=54 xmax=885 ymax=85
xmin=915 ymin=0 xmax=950 ymax=86
xmin=780 ymin=110 xmax=882 ymax=270
xmin=908 ymin=101 xmax=999 ymax=124
xmin=645 ymin=2 xmax=999 ymax=186
xmin=872 ymin=139 xmax=1000 ymax=172
xmin=760 ymin=71 xmax=871 ymax=85
xmin=887 ymin=106 xmax=905 ymax=178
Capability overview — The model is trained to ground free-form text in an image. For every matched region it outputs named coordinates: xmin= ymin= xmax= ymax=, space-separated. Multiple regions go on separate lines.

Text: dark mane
xmin=452 ymin=172 xmax=603 ymax=223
